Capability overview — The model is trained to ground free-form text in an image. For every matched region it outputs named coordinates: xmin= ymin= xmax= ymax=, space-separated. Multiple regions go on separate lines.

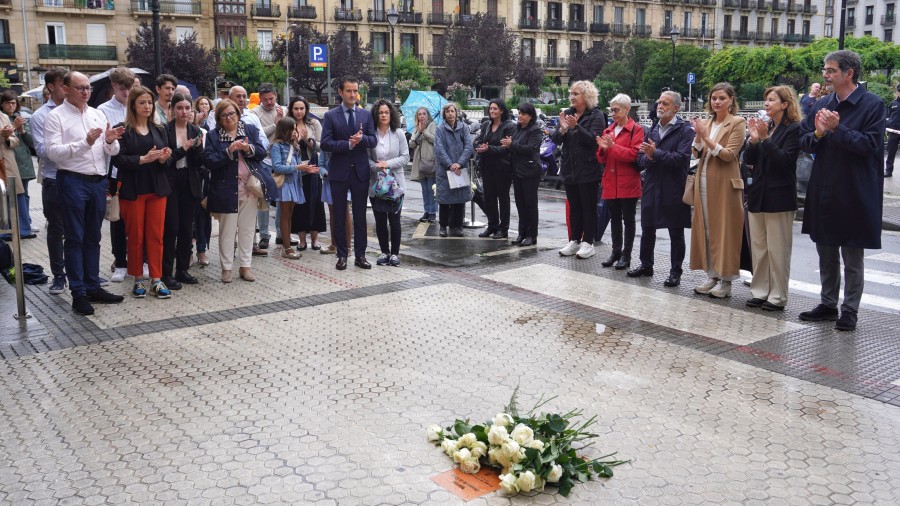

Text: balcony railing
xmin=398 ymin=11 xmax=422 ymax=24
xmin=771 ymin=0 xmax=787 ymax=11
xmin=519 ymin=17 xmax=540 ymax=29
xmin=427 ymin=12 xmax=452 ymax=25
xmin=36 ymin=0 xmax=114 ymax=10
xmin=368 ymin=9 xmax=386 ymax=22
xmin=633 ymin=24 xmax=652 ymax=37
xmin=801 ymin=34 xmax=815 ymax=43
xmin=454 ymin=14 xmax=504 ymax=26
xmin=611 ymin=23 xmax=630 ymax=36
xmin=288 ymin=5 xmax=316 ymax=19
xmin=722 ymin=30 xmax=755 ymax=41
xmin=590 ymin=22 xmax=609 ymax=33
xmin=0 ymin=43 xmax=15 ymax=60
xmin=543 ymin=57 xmax=567 ymax=68
xmin=783 ymin=33 xmax=801 ymax=42
xmin=130 ymin=0 xmax=201 ymax=15
xmin=335 ymin=7 xmax=362 ymax=21
xmin=568 ymin=20 xmax=587 ymax=32
xmin=258 ymin=49 xmax=274 ymax=62
xmin=39 ymin=43 xmax=117 ymax=60
xmin=846 ymin=18 xmax=856 ymax=28
xmin=544 ymin=18 xmax=565 ymax=30
xmin=251 ymin=3 xmax=280 ymax=18
xmin=802 ymin=5 xmax=818 ymax=14
xmin=883 ymin=14 xmax=897 ymax=26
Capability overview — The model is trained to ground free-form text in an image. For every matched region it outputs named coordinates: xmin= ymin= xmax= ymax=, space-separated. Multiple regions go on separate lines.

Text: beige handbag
xmin=682 ymin=174 xmax=695 ymax=206
xmin=104 ymin=193 xmax=120 ymax=222
xmin=272 ymin=143 xmax=292 ymax=189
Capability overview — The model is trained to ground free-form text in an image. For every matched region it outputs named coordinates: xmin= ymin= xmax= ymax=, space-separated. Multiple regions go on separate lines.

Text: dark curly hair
xmin=370 ymin=100 xmax=401 ymax=130
xmin=488 ymin=99 xmax=511 ymax=122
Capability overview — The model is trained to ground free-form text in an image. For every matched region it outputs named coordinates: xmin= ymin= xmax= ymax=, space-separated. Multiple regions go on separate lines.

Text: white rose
xmin=492 ymin=413 xmax=514 ymax=427
xmin=501 ymin=440 xmax=524 ymax=465
xmin=441 ymin=438 xmax=458 ymax=456
xmin=527 ymin=439 xmax=544 ymax=451
xmin=510 ymin=424 xmax=534 ymax=446
xmin=452 ymin=448 xmax=471 ymax=464
xmin=459 ymin=456 xmax=481 ymax=474
xmin=426 ymin=425 xmax=443 ymax=442
xmin=516 ymin=470 xmax=536 ymax=493
xmin=546 ymin=463 xmax=563 ymax=483
xmin=457 ymin=433 xmax=477 ymax=448
xmin=488 ymin=447 xmax=500 ymax=465
xmin=487 ymin=424 xmax=509 ymax=445
xmin=533 ymin=476 xmax=546 ymax=492
xmin=499 ymin=473 xmax=519 ymax=494
xmin=470 ymin=441 xmax=487 ymax=459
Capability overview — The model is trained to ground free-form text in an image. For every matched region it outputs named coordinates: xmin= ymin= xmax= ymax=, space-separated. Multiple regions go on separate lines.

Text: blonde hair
xmin=764 ymin=85 xmax=802 ymax=124
xmin=569 ymin=80 xmax=599 ymax=110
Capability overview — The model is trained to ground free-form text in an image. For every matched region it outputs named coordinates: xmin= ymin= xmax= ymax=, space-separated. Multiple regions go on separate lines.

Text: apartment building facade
xmin=1 ymin=0 xmax=827 ymax=92
xmin=841 ymin=0 xmax=897 ymax=43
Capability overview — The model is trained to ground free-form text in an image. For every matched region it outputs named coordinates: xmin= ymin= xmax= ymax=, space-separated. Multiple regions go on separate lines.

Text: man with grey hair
xmin=798 ymin=49 xmax=884 ymax=331
xmin=633 ymin=90 xmax=694 ymax=287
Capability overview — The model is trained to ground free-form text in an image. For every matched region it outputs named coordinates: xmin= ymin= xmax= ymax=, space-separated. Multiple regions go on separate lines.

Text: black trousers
xmin=331 ymin=173 xmax=369 ymax=259
xmin=163 ymin=170 xmax=198 ymax=276
xmin=639 ymin=226 xmax=686 ymax=276
xmin=887 ymin=133 xmax=899 ymax=174
xmin=564 ymin=181 xmax=599 ymax=244
xmin=110 ymin=219 xmax=127 ymax=269
xmin=439 ymin=203 xmax=466 ymax=228
xmin=372 ymin=205 xmax=401 ymax=255
xmin=513 ymin=176 xmax=540 ymax=239
xmin=195 ymin=177 xmax=212 ymax=253
xmin=41 ymin=178 xmax=66 ymax=278
xmin=482 ymin=169 xmax=512 ymax=232
xmin=606 ymin=197 xmax=638 ymax=257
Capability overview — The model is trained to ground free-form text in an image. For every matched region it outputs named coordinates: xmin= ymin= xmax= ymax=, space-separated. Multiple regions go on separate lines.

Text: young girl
xmin=269 ymin=117 xmax=317 ymax=259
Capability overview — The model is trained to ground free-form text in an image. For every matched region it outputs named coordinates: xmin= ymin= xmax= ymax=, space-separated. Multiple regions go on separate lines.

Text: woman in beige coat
xmin=409 ymin=107 xmax=438 ymax=222
xmin=689 ymin=82 xmax=747 ymax=299
xmin=0 ymin=111 xmax=26 ymax=239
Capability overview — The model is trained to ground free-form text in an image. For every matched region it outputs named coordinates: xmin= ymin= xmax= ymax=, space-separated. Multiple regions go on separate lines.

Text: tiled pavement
xmin=2 ymin=191 xmax=900 ymax=504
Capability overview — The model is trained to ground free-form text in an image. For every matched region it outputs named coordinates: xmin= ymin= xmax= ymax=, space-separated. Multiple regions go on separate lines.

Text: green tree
xmin=125 ymin=22 xmax=219 ymax=95
xmin=0 ymin=69 xmax=9 ymax=89
xmin=600 ymin=61 xmax=638 ymax=98
xmin=440 ymin=13 xmax=518 ymax=95
xmin=640 ymin=44 xmax=710 ymax=99
xmin=383 ymin=49 xmax=433 ymax=90
xmin=219 ymin=41 xmax=286 ymax=96
xmin=592 ymin=80 xmax=621 ymax=107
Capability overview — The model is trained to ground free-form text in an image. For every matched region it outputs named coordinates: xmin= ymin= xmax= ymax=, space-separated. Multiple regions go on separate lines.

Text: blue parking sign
xmin=310 ymin=44 xmax=327 ymax=68
xmin=687 ymin=72 xmax=696 ymax=85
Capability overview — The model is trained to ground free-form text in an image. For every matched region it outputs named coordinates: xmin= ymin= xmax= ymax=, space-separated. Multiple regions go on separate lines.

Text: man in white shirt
xmin=45 ymin=71 xmax=126 ymax=316
xmin=155 ymin=74 xmax=177 ymax=125
xmin=97 ymin=67 xmax=136 ymax=283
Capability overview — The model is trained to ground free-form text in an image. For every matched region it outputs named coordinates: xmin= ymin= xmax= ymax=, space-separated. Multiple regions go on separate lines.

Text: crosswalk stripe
xmin=789 ymin=279 xmax=900 ymax=312
xmin=813 ymin=269 xmax=900 ymax=287
xmin=866 ymin=252 xmax=900 ymax=264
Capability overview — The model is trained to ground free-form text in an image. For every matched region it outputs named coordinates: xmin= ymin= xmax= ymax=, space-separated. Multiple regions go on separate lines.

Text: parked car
xmin=466 ymin=98 xmax=490 ymax=107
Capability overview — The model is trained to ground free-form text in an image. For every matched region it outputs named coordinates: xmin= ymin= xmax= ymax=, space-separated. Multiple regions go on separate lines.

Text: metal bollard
xmin=463 ymin=159 xmax=485 ymax=229
xmin=1 ymin=176 xmax=30 ymax=320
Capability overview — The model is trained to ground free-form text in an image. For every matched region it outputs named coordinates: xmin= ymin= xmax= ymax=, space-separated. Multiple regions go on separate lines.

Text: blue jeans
xmin=257 ymin=208 xmax=271 ymax=241
xmin=41 ymin=178 xmax=66 ymax=278
xmin=58 ymin=171 xmax=107 ymax=296
xmin=1 ymin=181 xmax=32 ymax=238
xmin=419 ymin=177 xmax=436 ymax=214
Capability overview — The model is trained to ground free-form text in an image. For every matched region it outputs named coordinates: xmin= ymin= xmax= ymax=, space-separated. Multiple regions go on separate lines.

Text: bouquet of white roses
xmin=428 ymin=390 xmax=628 ymax=496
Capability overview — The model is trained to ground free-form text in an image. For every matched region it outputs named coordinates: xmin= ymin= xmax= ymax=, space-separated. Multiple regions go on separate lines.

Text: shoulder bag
xmin=272 ymin=143 xmax=292 ymax=189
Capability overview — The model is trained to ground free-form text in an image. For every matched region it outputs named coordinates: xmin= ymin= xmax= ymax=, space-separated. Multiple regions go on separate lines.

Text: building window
xmin=636 ymin=8 xmax=646 ymax=26
xmin=86 ymin=24 xmax=107 ymax=46
xmin=757 ymin=16 xmax=765 ymax=35
xmin=570 ymin=4 xmax=583 ymax=22
xmin=802 ymin=20 xmax=810 ymax=36
xmin=701 ymin=13 xmax=708 ymax=36
xmin=548 ymin=2 xmax=561 ymax=20
xmin=848 ymin=8 xmax=855 ymax=26
xmin=664 ymin=10 xmax=672 ymax=31
xmin=486 ymin=0 xmax=497 ymax=16
xmin=215 ymin=0 xmax=246 ymax=15
xmin=886 ymin=29 xmax=894 ymax=42
xmin=593 ymin=5 xmax=603 ymax=24
xmin=521 ymin=38 xmax=534 ymax=58
xmin=46 ymin=23 xmax=66 ymax=45
xmin=614 ymin=6 xmax=623 ymax=25
xmin=176 ymin=27 xmax=194 ymax=42
xmin=257 ymin=30 xmax=272 ymax=51
xmin=216 ymin=19 xmax=246 ymax=49
xmin=432 ymin=0 xmax=443 ymax=14
xmin=400 ymin=33 xmax=417 ymax=56
xmin=569 ymin=40 xmax=581 ymax=57
xmin=723 ymin=14 xmax=732 ymax=32
xmin=770 ymin=18 xmax=779 ymax=35
xmin=740 ymin=16 xmax=748 ymax=34
xmin=865 ymin=6 xmax=873 ymax=25
xmin=371 ymin=32 xmax=387 ymax=54
xmin=683 ymin=12 xmax=692 ymax=30
xmin=0 ymin=20 xmax=9 ymax=44
xmin=787 ymin=19 xmax=795 ymax=35
xmin=458 ymin=0 xmax=469 ymax=15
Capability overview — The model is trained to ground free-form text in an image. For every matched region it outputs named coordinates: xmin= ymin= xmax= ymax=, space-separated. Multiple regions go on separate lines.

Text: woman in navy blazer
xmin=743 ymin=85 xmax=801 ymax=311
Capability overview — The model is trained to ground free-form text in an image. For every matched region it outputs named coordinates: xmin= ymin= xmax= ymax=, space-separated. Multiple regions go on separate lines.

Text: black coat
xmin=203 ymin=123 xmax=267 ymax=214
xmin=887 ymin=98 xmax=900 ymax=130
xmin=636 ymin=117 xmax=693 ymax=229
xmin=508 ymin=122 xmax=543 ymax=179
xmin=551 ymin=107 xmax=607 ymax=184
xmin=475 ymin=119 xmax=516 ymax=175
xmin=111 ymin=123 xmax=171 ymax=201
xmin=743 ymin=121 xmax=800 ymax=214
xmin=166 ymin=120 xmax=205 ymax=199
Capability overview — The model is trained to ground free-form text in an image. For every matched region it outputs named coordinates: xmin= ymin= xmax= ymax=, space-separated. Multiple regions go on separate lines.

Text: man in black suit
xmin=320 ymin=77 xmax=377 ymax=270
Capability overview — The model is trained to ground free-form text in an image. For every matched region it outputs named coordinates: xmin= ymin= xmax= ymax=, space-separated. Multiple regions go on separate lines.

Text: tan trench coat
xmin=690 ymin=114 xmax=746 ymax=278
xmin=0 ymin=113 xmax=23 ymax=194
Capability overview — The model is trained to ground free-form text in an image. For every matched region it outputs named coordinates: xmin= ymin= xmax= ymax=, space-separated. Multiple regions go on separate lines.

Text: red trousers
xmin=120 ymin=194 xmax=167 ymax=279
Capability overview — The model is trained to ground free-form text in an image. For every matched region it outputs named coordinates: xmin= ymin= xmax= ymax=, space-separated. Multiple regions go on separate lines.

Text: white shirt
xmin=97 ymin=98 xmax=127 ymax=178
xmin=45 ymin=100 xmax=120 ymax=176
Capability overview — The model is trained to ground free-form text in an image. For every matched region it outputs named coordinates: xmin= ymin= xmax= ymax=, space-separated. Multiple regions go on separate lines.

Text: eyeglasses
xmin=72 ymin=86 xmax=93 ymax=93
xmin=608 ymin=107 xmax=621 ymax=113
xmin=220 ymin=111 xmax=238 ymax=119
xmin=821 ymin=67 xmax=842 ymax=75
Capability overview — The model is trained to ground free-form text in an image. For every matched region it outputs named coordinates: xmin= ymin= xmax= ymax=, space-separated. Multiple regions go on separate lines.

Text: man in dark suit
xmin=320 ymin=76 xmax=377 ymax=270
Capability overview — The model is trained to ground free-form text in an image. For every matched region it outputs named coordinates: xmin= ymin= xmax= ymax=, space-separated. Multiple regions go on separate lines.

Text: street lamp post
xmin=151 ymin=0 xmax=162 ymax=76
xmin=387 ymin=5 xmax=400 ymax=104
xmin=669 ymin=26 xmax=680 ymax=91
xmin=284 ymin=10 xmax=297 ymax=103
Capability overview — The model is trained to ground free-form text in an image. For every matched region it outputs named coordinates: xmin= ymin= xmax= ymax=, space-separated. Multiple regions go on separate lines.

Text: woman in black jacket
xmin=111 ymin=86 xmax=173 ymax=299
xmin=502 ymin=102 xmax=543 ymax=246
xmin=743 ymin=85 xmax=801 ymax=311
xmin=552 ymin=80 xmax=608 ymax=259
xmin=162 ymin=93 xmax=205 ymax=288
xmin=474 ymin=99 xmax=516 ymax=238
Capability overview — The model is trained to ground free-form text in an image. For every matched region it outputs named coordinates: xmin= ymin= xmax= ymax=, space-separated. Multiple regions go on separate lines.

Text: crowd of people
xmin=0 ymin=49 xmax=886 ymax=331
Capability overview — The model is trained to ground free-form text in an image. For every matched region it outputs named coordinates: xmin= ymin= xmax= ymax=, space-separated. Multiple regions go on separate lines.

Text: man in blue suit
xmin=321 ymin=76 xmax=378 ymax=270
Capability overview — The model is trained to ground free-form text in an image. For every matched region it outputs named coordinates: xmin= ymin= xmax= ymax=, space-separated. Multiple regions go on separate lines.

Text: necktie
xmin=347 ymin=107 xmax=355 ymax=131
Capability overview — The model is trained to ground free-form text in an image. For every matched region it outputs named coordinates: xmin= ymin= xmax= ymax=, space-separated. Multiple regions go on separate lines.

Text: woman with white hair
xmin=553 ymin=80 xmax=608 ymax=259
xmin=596 ymin=93 xmax=644 ymax=270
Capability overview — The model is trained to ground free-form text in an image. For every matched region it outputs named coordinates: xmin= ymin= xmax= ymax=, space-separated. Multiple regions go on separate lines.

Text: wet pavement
xmin=1 ymin=171 xmax=900 ymax=505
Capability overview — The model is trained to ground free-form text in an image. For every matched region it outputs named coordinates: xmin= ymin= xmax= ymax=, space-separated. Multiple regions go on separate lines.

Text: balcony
xmin=250 ymin=3 xmax=280 ymax=19
xmin=519 ymin=17 xmax=540 ymax=29
xmin=427 ymin=12 xmax=452 ymax=25
xmin=544 ymin=18 xmax=565 ymax=31
xmin=427 ymin=53 xmax=444 ymax=67
xmin=129 ymin=0 xmax=202 ymax=17
xmin=633 ymin=24 xmax=652 ymax=37
xmin=258 ymin=49 xmax=274 ymax=62
xmin=883 ymin=14 xmax=897 ymax=26
xmin=802 ymin=5 xmax=818 ymax=15
xmin=36 ymin=0 xmax=115 ymax=15
xmin=783 ymin=33 xmax=801 ymax=43
xmin=801 ymin=34 xmax=814 ymax=43
xmin=0 ymin=43 xmax=15 ymax=60
xmin=723 ymin=0 xmax=752 ymax=9
xmin=288 ymin=5 xmax=316 ymax=19
xmin=568 ymin=20 xmax=587 ymax=32
xmin=334 ymin=7 xmax=362 ymax=21
xmin=398 ymin=11 xmax=422 ymax=24
xmin=846 ymin=18 xmax=856 ymax=28
xmin=722 ymin=30 xmax=755 ymax=41
xmin=368 ymin=9 xmax=386 ymax=22
xmin=454 ymin=14 xmax=504 ymax=26
xmin=611 ymin=23 xmax=630 ymax=36
xmin=590 ymin=22 xmax=609 ymax=34
xmin=846 ymin=0 xmax=857 ymax=3
xmin=543 ymin=57 xmax=567 ymax=68
xmin=759 ymin=32 xmax=784 ymax=42
xmin=770 ymin=0 xmax=787 ymax=12
xmin=39 ymin=43 xmax=117 ymax=61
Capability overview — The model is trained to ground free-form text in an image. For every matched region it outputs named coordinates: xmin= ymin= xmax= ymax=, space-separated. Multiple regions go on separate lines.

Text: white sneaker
xmin=575 ymin=242 xmax=595 ymax=259
xmin=142 ymin=263 xmax=149 ymax=278
xmin=709 ymin=281 xmax=732 ymax=299
xmin=110 ymin=267 xmax=127 ymax=283
xmin=694 ymin=278 xmax=719 ymax=295
xmin=559 ymin=240 xmax=580 ymax=256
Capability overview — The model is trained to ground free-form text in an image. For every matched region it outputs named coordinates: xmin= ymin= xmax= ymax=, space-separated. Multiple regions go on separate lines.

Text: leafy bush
xmin=866 ymin=81 xmax=894 ymax=107
xmin=737 ymin=82 xmax=768 ymax=103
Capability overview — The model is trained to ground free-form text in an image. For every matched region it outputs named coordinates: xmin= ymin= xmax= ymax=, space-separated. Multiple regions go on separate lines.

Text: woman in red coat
xmin=596 ymin=93 xmax=644 ymax=270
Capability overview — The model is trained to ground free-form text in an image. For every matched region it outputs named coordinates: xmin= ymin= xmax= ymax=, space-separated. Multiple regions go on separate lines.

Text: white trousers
xmin=748 ymin=210 xmax=795 ymax=306
xmin=217 ymin=197 xmax=258 ymax=271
